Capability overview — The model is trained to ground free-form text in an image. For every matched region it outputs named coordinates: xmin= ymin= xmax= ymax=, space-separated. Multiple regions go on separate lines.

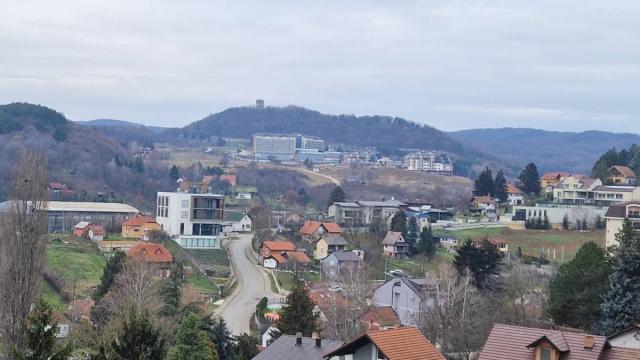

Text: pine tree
xmin=202 ymin=317 xmax=235 ymax=360
xmin=11 ymin=300 xmax=73 ymax=360
xmin=159 ymin=263 xmax=185 ymax=316
xmin=93 ymin=251 xmax=125 ymax=301
xmin=277 ymin=278 xmax=320 ymax=336
xmin=390 ymin=211 xmax=407 ymax=235
xmin=405 ymin=217 xmax=419 ymax=251
xmin=168 ymin=313 xmax=218 ymax=360
xmin=562 ymin=214 xmax=570 ymax=230
xmin=547 ymin=242 xmax=611 ymax=330
xmin=234 ymin=333 xmax=259 ymax=360
xmin=597 ymin=219 xmax=640 ymax=335
xmin=473 ymin=167 xmax=495 ymax=196
xmin=543 ymin=215 xmax=551 ymax=230
xmin=417 ymin=226 xmax=436 ymax=258
xmin=297 ymin=188 xmax=309 ymax=205
xmin=110 ymin=309 xmax=166 ymax=359
xmin=517 ymin=163 xmax=541 ymax=195
xmin=454 ymin=238 xmax=502 ymax=290
xmin=493 ymin=170 xmax=508 ymax=203
xmin=169 ymin=165 xmax=181 ymax=182
xmin=328 ymin=186 xmax=346 ymax=206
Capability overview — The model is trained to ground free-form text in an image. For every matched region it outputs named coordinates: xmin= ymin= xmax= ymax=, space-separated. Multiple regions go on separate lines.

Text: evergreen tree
xmin=390 ymin=211 xmax=408 ymax=236
xmin=11 ymin=300 xmax=72 ymax=360
xmin=547 ymin=242 xmax=611 ymax=331
xmin=159 ymin=263 xmax=185 ymax=316
xmin=454 ymin=238 xmax=502 ymax=290
xmin=202 ymin=317 xmax=235 ymax=360
xmin=277 ymin=278 xmax=320 ymax=336
xmin=597 ymin=220 xmax=640 ymax=335
xmin=133 ymin=156 xmax=145 ymax=173
xmin=493 ymin=170 xmax=508 ymax=203
xmin=168 ymin=313 xmax=218 ymax=360
xmin=582 ymin=218 xmax=588 ymax=231
xmin=517 ymin=163 xmax=541 ymax=195
xmin=562 ymin=214 xmax=570 ymax=230
xmin=543 ymin=215 xmax=551 ymax=230
xmin=473 ymin=167 xmax=495 ymax=196
xmin=328 ymin=186 xmax=346 ymax=206
xmin=169 ymin=165 xmax=181 ymax=182
xmin=417 ymin=226 xmax=436 ymax=258
xmin=297 ymin=188 xmax=309 ymax=205
xmin=595 ymin=215 xmax=604 ymax=229
xmin=110 ymin=309 xmax=166 ymax=359
xmin=234 ymin=333 xmax=259 ymax=360
xmin=405 ymin=217 xmax=419 ymax=251
xmin=93 ymin=251 xmax=125 ymax=301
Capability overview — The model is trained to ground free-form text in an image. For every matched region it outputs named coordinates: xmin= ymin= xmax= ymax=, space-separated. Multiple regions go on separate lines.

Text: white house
xmin=506 ymin=184 xmax=524 ymax=206
xmin=155 ymin=191 xmax=225 ymax=249
xmin=222 ymin=211 xmax=253 ymax=233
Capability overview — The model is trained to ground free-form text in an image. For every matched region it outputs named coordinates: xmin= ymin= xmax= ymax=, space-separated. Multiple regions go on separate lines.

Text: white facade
xmin=263 ymin=257 xmax=277 ymax=269
xmin=403 ymin=151 xmax=453 ymax=174
xmin=156 ymin=192 xmax=225 ymax=249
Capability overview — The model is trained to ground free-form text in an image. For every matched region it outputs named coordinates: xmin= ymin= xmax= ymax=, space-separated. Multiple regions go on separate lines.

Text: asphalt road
xmin=217 ymin=233 xmax=280 ymax=335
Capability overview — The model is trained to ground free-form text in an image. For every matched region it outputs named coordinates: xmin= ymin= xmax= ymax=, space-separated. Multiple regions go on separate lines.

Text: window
xmin=181 ymin=211 xmax=188 ymax=220
xmin=539 ymin=347 xmax=554 ymax=360
xmin=181 ymin=200 xmax=189 ymax=208
xmin=377 ymin=348 xmax=385 ymax=359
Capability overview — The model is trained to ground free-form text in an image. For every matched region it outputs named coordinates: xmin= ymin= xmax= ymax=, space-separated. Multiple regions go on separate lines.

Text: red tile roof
xmin=541 ymin=172 xmax=570 ymax=181
xmin=262 ymin=241 xmax=296 ymax=252
xmin=479 ymin=323 xmax=640 ymax=360
xmin=507 ymin=183 xmax=523 ymax=194
xmin=122 ymin=214 xmax=158 ymax=227
xmin=325 ymin=327 xmax=445 ymax=360
xmin=299 ymin=221 xmax=342 ymax=235
xmin=219 ymin=174 xmax=237 ymax=186
xmin=473 ymin=195 xmax=494 ymax=203
xmin=359 ymin=307 xmax=401 ymax=328
xmin=609 ymin=165 xmax=636 ymax=178
xmin=269 ymin=251 xmax=310 ymax=265
xmin=127 ymin=243 xmax=173 ymax=263
xmin=48 ymin=182 xmax=68 ymax=190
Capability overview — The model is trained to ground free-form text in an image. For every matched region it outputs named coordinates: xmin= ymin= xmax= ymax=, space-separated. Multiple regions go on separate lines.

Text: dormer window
xmin=539 ymin=346 xmax=554 ymax=360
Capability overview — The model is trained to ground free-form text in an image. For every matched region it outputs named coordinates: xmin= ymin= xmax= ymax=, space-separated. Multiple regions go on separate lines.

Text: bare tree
xmin=322 ymin=266 xmax=371 ymax=341
xmin=0 ymin=151 xmax=49 ymax=352
xmin=422 ymin=262 xmax=487 ymax=359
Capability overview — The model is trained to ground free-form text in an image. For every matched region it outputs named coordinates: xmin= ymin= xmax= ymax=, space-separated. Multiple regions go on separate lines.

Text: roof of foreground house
xmin=122 ymin=214 xmax=157 ymax=227
xmin=252 ymin=334 xmax=343 ymax=360
xmin=382 ymin=231 xmax=404 ymax=246
xmin=359 ymin=306 xmax=402 ymax=328
xmin=324 ymin=327 xmax=445 ymax=360
xmin=127 ymin=243 xmax=173 ymax=263
xmin=300 ymin=220 xmax=342 ymax=235
xmin=262 ymin=241 xmax=297 ymax=252
xmin=321 ymin=234 xmax=348 ymax=246
xmin=609 ymin=166 xmax=636 ymax=178
xmin=479 ymin=323 xmax=640 ymax=360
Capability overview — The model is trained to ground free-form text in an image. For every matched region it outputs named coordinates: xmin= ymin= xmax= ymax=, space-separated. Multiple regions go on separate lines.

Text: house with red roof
xmin=506 ymin=183 xmax=524 ymax=206
xmin=358 ymin=306 xmax=402 ymax=332
xmin=260 ymin=240 xmax=297 ymax=259
xmin=219 ymin=174 xmax=238 ymax=186
xmin=127 ymin=243 xmax=173 ymax=277
xmin=299 ymin=220 xmax=342 ymax=242
xmin=263 ymin=250 xmax=311 ymax=270
xmin=479 ymin=323 xmax=640 ymax=360
xmin=324 ymin=327 xmax=445 ymax=360
xmin=122 ymin=213 xmax=161 ymax=240
xmin=608 ymin=165 xmax=637 ymax=185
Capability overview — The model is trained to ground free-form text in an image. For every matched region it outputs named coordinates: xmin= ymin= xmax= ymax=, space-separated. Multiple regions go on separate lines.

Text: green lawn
xmin=438 ymin=227 xmax=605 ymax=262
xmin=45 ymin=236 xmax=106 ymax=299
xmin=276 ymin=271 xmax=319 ymax=291
xmin=42 ymin=282 xmax=67 ymax=312
xmin=162 ymin=240 xmax=218 ymax=295
xmin=186 ymin=249 xmax=230 ymax=276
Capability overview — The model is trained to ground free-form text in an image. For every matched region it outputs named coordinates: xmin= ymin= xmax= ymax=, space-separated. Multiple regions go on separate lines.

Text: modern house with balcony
xmin=328 ymin=199 xmax=406 ymax=228
xmin=553 ymin=176 xmax=640 ymax=206
xmin=156 ymin=191 xmax=225 ymax=249
xmin=605 ymin=202 xmax=640 ymax=249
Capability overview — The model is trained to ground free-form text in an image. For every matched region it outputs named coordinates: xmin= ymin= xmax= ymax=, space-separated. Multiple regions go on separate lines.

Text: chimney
xmin=584 ymin=335 xmax=594 ymax=349
xmin=312 ymin=332 xmax=321 ymax=348
xmin=296 ymin=332 xmax=302 ymax=346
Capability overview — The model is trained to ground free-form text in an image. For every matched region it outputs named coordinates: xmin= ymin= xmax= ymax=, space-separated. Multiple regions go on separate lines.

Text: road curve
xmin=217 ymin=233 xmax=279 ymax=335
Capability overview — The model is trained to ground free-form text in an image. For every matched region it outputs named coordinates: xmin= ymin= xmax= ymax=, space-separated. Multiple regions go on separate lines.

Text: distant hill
xmin=0 ymin=103 xmax=169 ymax=209
xmin=78 ymin=119 xmax=167 ymax=145
xmin=449 ymin=128 xmax=640 ymax=174
xmin=162 ymin=105 xmax=502 ymax=174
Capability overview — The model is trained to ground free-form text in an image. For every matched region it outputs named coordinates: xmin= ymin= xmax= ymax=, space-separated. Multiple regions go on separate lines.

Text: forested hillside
xmin=167 ymin=106 xmax=474 ymax=157
xmin=450 ymin=128 xmax=640 ymax=174
xmin=0 ymin=103 xmax=171 ymax=209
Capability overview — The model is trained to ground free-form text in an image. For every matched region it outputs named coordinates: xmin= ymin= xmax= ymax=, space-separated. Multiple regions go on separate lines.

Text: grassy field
xmin=162 ymin=240 xmax=218 ymax=294
xmin=187 ymin=249 xmax=231 ymax=276
xmin=45 ymin=236 xmax=106 ymax=299
xmin=42 ymin=282 xmax=67 ymax=312
xmin=439 ymin=227 xmax=605 ymax=262
xmin=276 ymin=271 xmax=320 ymax=291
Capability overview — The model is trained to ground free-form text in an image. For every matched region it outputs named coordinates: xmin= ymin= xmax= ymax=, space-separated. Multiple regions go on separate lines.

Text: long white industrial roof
xmin=0 ymin=201 xmax=139 ymax=213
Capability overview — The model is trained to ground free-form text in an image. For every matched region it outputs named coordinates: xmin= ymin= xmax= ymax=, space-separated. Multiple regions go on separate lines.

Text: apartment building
xmin=328 ymin=199 xmax=406 ymax=227
xmin=605 ymin=202 xmax=640 ymax=249
xmin=553 ymin=175 xmax=640 ymax=206
xmin=156 ymin=191 xmax=225 ymax=249
xmin=253 ymin=134 xmax=297 ymax=161
xmin=296 ymin=134 xmax=325 ymax=151
xmin=403 ymin=151 xmax=453 ymax=174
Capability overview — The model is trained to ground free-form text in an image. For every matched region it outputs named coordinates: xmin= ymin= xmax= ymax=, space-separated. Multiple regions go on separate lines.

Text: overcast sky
xmin=1 ymin=0 xmax=639 ymax=132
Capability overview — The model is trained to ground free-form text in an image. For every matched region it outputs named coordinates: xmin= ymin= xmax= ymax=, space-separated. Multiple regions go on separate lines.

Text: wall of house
xmin=353 ymin=343 xmax=377 ymax=360
xmin=606 ymin=218 xmax=624 ymax=249
xmin=123 ymin=222 xmax=161 ymax=240
xmin=373 ymin=279 xmax=423 ymax=327
xmin=264 ymin=258 xmax=277 ymax=269
xmin=315 ymin=239 xmax=329 ymax=260
xmin=609 ymin=330 xmax=640 ymax=349
xmin=512 ymin=205 xmax=608 ymax=225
